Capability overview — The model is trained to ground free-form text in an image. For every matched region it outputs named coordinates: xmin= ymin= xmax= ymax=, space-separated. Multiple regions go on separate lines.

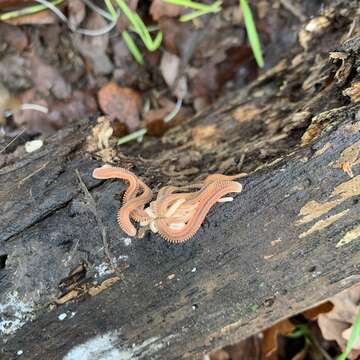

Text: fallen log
xmin=1 ymin=1 xmax=360 ymax=359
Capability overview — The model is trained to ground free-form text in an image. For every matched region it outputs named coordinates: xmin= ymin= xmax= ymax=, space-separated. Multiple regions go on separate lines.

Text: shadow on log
xmin=1 ymin=1 xmax=360 ymax=359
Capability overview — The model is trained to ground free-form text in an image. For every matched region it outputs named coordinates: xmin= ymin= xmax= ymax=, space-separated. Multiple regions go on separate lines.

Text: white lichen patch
xmin=122 ymin=238 xmax=132 ymax=246
xmin=58 ymin=313 xmax=67 ymax=321
xmin=24 ymin=139 xmax=43 ymax=153
xmin=63 ymin=331 xmax=122 ymax=360
xmin=0 ymin=291 xmax=35 ymax=336
xmin=63 ymin=331 xmax=174 ymax=360
xmin=94 ymin=254 xmax=129 ymax=279
xmin=94 ymin=263 xmax=114 ymax=278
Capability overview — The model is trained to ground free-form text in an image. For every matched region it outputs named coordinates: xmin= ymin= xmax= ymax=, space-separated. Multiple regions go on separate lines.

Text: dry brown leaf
xmin=14 ymin=90 xmax=96 ymax=133
xmin=160 ymin=51 xmax=180 ymax=87
xmin=88 ymin=276 xmax=121 ymax=296
xmin=160 ymin=51 xmax=188 ymax=99
xmin=303 ymin=301 xmax=333 ymax=321
xmin=143 ymin=107 xmax=171 ymax=136
xmin=210 ymin=337 xmax=259 ymax=360
xmin=98 ymin=82 xmax=142 ymax=131
xmin=0 ymin=23 xmax=28 ymax=52
xmin=68 ymin=0 xmax=86 ymax=29
xmin=150 ymin=0 xmax=183 ymax=20
xmin=72 ymin=11 xmax=113 ymax=75
xmin=4 ymin=9 xmax=57 ymax=25
xmin=343 ymin=326 xmax=360 ymax=350
xmin=143 ymin=98 xmax=187 ymax=136
xmin=262 ymin=319 xmax=295 ymax=357
xmin=29 ymin=52 xmax=72 ymax=100
xmin=158 ymin=17 xmax=192 ymax=55
xmin=317 ymin=285 xmax=360 ymax=359
xmin=116 ymin=0 xmax=138 ymax=32
xmin=0 ymin=0 xmax=34 ymax=10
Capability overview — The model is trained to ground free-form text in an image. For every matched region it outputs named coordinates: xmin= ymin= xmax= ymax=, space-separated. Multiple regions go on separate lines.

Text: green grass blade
xmin=122 ymin=31 xmax=144 ymax=64
xmin=161 ymin=0 xmax=213 ymax=11
xmin=337 ymin=306 xmax=360 ymax=360
xmin=118 ymin=128 xmax=148 ymax=145
xmin=239 ymin=0 xmax=264 ymax=68
xmin=104 ymin=0 xmax=117 ymax=20
xmin=180 ymin=1 xmax=222 ymax=22
xmin=0 ymin=0 xmax=63 ymax=20
xmin=114 ymin=0 xmax=162 ymax=51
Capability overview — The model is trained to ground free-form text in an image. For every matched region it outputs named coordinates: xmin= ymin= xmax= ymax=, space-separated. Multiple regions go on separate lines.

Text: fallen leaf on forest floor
xmin=14 ymin=90 xmax=96 ymax=133
xmin=67 ymin=0 xmax=86 ymax=29
xmin=116 ymin=0 xmax=139 ymax=32
xmin=318 ymin=285 xmax=360 ymax=359
xmin=29 ymin=52 xmax=72 ymax=100
xmin=72 ymin=11 xmax=113 ymax=75
xmin=4 ymin=8 xmax=57 ymax=25
xmin=262 ymin=319 xmax=295 ymax=357
xmin=210 ymin=337 xmax=259 ymax=360
xmin=143 ymin=98 xmax=187 ymax=136
xmin=150 ymin=0 xmax=184 ymax=21
xmin=159 ymin=17 xmax=193 ymax=55
xmin=98 ymin=82 xmax=142 ymax=131
xmin=303 ymin=301 xmax=333 ymax=320
xmin=160 ymin=51 xmax=187 ymax=99
xmin=0 ymin=83 xmax=21 ymax=124
xmin=0 ymin=23 xmax=28 ymax=52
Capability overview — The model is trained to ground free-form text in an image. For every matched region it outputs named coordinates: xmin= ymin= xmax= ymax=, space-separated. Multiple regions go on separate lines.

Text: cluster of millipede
xmin=92 ymin=166 xmax=244 ymax=243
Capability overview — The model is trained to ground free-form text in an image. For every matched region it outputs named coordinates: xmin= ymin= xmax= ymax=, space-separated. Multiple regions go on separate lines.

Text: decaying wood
xmin=1 ymin=1 xmax=360 ymax=359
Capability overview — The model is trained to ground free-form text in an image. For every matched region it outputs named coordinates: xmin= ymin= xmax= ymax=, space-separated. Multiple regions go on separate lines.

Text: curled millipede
xmin=92 ymin=166 xmax=244 ymax=243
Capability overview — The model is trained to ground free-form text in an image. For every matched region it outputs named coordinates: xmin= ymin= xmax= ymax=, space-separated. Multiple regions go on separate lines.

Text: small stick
xmin=75 ymin=170 xmax=116 ymax=271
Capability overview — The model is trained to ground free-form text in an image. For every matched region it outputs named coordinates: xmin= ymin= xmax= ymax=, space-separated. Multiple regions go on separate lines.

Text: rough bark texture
xmin=1 ymin=1 xmax=360 ymax=359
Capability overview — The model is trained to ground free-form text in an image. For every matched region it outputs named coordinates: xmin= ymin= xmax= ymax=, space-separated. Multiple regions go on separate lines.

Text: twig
xmin=75 ymin=170 xmax=116 ymax=270
xmin=0 ymin=129 xmax=25 ymax=154
xmin=237 ymin=153 xmax=246 ymax=171
xmin=308 ymin=335 xmax=333 ymax=360
xmin=17 ymin=161 xmax=49 ymax=187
